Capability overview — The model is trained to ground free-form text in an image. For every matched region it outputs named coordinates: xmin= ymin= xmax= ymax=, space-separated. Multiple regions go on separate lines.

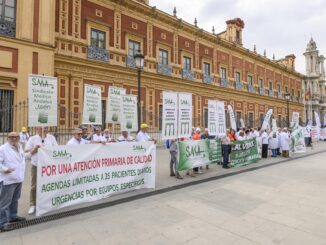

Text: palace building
xmin=0 ymin=0 xmax=305 ymax=131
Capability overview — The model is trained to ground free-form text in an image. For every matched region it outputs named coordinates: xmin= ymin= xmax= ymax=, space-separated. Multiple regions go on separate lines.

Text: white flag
xmin=261 ymin=109 xmax=273 ymax=130
xmin=227 ymin=105 xmax=237 ymax=131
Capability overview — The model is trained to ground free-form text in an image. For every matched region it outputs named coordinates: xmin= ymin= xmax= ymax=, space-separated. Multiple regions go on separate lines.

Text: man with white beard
xmin=0 ymin=132 xmax=27 ymax=231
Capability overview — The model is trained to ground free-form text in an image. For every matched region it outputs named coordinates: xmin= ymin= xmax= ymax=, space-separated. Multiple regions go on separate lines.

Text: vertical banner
xmin=261 ymin=109 xmax=273 ymax=130
xmin=323 ymin=114 xmax=326 ymax=127
xmin=216 ymin=101 xmax=226 ymax=136
xmin=106 ymin=86 xmax=126 ymax=124
xmin=272 ymin=119 xmax=278 ymax=132
xmin=178 ymin=93 xmax=192 ymax=138
xmin=291 ymin=112 xmax=300 ymax=127
xmin=314 ymin=111 xmax=321 ymax=127
xmin=240 ymin=118 xmax=245 ymax=128
xmin=290 ymin=125 xmax=306 ymax=153
xmin=121 ymin=95 xmax=138 ymax=132
xmin=208 ymin=100 xmax=218 ymax=136
xmin=162 ymin=91 xmax=178 ymax=140
xmin=82 ymin=84 xmax=102 ymax=125
xmin=28 ymin=74 xmax=57 ymax=127
xmin=227 ymin=105 xmax=237 ymax=131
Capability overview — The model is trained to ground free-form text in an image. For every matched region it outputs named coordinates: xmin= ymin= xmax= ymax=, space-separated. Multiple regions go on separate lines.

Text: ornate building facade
xmin=0 ymin=0 xmax=304 ymax=131
xmin=303 ymin=38 xmax=326 ymax=124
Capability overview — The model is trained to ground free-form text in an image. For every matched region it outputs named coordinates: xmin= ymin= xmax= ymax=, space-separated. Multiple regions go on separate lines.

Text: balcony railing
xmin=203 ymin=74 xmax=213 ymax=84
xmin=235 ymin=81 xmax=243 ymax=90
xmin=182 ymin=69 xmax=195 ymax=81
xmin=277 ymin=91 xmax=282 ymax=99
xmin=0 ymin=19 xmax=16 ymax=38
xmin=220 ymin=78 xmax=229 ymax=88
xmin=268 ymin=90 xmax=274 ymax=97
xmin=87 ymin=46 xmax=109 ymax=62
xmin=157 ymin=63 xmax=172 ymax=76
xmin=126 ymin=55 xmax=136 ymax=68
xmin=259 ymin=87 xmax=265 ymax=96
xmin=248 ymin=85 xmax=255 ymax=93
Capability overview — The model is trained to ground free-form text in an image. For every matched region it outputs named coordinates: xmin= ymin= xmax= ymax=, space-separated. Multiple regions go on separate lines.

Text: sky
xmin=150 ymin=0 xmax=326 ymax=74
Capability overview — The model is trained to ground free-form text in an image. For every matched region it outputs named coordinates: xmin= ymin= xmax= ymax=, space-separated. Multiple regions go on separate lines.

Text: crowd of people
xmin=0 ymin=123 xmax=156 ymax=231
xmin=168 ymin=126 xmax=294 ymax=180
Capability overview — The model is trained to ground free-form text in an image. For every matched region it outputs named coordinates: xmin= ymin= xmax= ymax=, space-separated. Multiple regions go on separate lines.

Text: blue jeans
xmin=271 ymin=149 xmax=278 ymax=157
xmin=222 ymin=144 xmax=229 ymax=167
xmin=0 ymin=182 xmax=22 ymax=226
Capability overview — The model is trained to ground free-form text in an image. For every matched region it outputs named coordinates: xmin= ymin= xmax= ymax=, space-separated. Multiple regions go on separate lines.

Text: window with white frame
xmin=158 ymin=49 xmax=168 ymax=65
xmin=220 ymin=67 xmax=227 ymax=79
xmin=91 ymin=29 xmax=106 ymax=49
xmin=128 ymin=40 xmax=141 ymax=56
xmin=204 ymin=63 xmax=210 ymax=75
xmin=183 ymin=56 xmax=191 ymax=70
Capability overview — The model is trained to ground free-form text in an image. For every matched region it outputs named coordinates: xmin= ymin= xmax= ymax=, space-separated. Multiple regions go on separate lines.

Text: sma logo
xmin=53 ymin=150 xmax=72 ymax=159
xmin=133 ymin=145 xmax=146 ymax=152
xmin=32 ymin=77 xmax=54 ymax=89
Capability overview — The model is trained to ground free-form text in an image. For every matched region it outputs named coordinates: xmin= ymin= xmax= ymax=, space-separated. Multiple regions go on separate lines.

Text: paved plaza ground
xmin=1 ymin=142 xmax=326 ymax=244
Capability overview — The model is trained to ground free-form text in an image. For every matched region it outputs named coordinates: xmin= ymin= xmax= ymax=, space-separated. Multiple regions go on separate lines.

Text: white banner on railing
xmin=106 ymin=86 xmax=126 ymax=124
xmin=82 ymin=84 xmax=102 ymax=125
xmin=121 ymin=95 xmax=138 ymax=132
xmin=178 ymin=93 xmax=192 ymax=138
xmin=162 ymin=91 xmax=178 ymax=140
xmin=208 ymin=100 xmax=218 ymax=136
xmin=216 ymin=101 xmax=227 ymax=136
xmin=36 ymin=142 xmax=156 ymax=216
xmin=28 ymin=74 xmax=57 ymax=127
xmin=227 ymin=105 xmax=237 ymax=131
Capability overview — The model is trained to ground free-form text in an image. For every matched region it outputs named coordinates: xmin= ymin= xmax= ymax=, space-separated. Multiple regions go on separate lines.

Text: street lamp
xmin=134 ymin=50 xmax=144 ymax=130
xmin=285 ymin=92 xmax=290 ymax=127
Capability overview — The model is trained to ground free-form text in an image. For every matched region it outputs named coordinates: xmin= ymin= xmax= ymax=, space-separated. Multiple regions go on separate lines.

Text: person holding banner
xmin=91 ymin=127 xmax=106 ymax=143
xmin=0 ymin=132 xmax=26 ymax=232
xmin=136 ymin=124 xmax=157 ymax=143
xmin=117 ymin=131 xmax=134 ymax=142
xmin=103 ymin=128 xmax=115 ymax=142
xmin=25 ymin=127 xmax=58 ymax=215
xmin=280 ymin=128 xmax=290 ymax=157
xmin=268 ymin=132 xmax=278 ymax=157
xmin=67 ymin=128 xmax=90 ymax=145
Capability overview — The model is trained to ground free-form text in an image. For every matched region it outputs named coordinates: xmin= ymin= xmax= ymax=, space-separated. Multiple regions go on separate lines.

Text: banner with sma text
xmin=36 ymin=142 xmax=156 ymax=216
xmin=231 ymin=138 xmax=260 ymax=167
xmin=28 ymin=74 xmax=57 ymax=127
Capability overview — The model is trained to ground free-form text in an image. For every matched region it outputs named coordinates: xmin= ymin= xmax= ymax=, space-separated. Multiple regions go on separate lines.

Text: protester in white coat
xmin=268 ymin=132 xmax=278 ymax=157
xmin=280 ymin=128 xmax=290 ymax=157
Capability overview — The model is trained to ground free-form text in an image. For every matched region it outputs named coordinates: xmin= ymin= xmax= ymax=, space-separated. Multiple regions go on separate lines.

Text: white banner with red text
xmin=36 ymin=142 xmax=156 ymax=216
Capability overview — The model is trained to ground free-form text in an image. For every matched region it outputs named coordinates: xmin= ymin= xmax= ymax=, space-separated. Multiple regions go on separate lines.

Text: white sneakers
xmin=28 ymin=206 xmax=36 ymax=215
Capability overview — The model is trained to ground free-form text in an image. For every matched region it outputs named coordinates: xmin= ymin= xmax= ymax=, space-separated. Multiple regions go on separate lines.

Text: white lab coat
xmin=280 ymin=132 xmax=289 ymax=151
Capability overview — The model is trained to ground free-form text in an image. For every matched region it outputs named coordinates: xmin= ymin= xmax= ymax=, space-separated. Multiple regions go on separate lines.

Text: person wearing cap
xmin=67 ymin=128 xmax=90 ymax=145
xmin=91 ymin=127 xmax=106 ymax=143
xmin=0 ymin=132 xmax=27 ymax=231
xmin=19 ymin=127 xmax=29 ymax=149
xmin=103 ymin=128 xmax=115 ymax=142
xmin=117 ymin=131 xmax=134 ymax=142
xmin=25 ymin=127 xmax=58 ymax=215
xmin=136 ymin=123 xmax=156 ymax=143
xmin=192 ymin=127 xmax=201 ymax=140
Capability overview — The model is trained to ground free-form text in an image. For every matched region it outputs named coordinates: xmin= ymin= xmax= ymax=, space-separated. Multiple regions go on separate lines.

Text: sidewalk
xmin=14 ymin=141 xmax=326 ymax=228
